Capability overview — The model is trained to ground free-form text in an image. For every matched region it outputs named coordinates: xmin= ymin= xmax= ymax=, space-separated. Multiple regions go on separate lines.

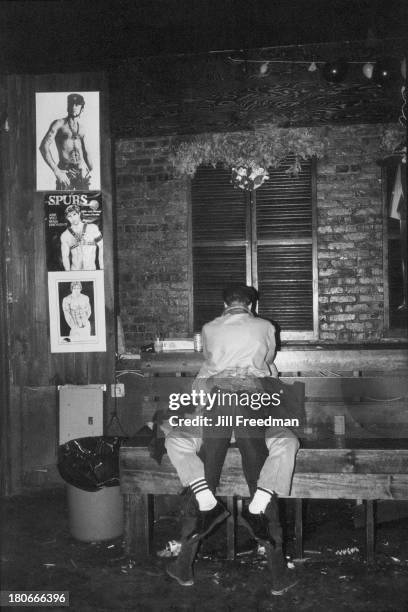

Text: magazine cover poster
xmin=48 ymin=271 xmax=106 ymax=353
xmin=45 ymin=192 xmax=103 ymax=271
xmin=36 ymin=91 xmax=100 ymax=191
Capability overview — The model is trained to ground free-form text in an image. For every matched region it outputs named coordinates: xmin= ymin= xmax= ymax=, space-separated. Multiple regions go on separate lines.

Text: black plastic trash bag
xmin=58 ymin=436 xmax=125 ymax=492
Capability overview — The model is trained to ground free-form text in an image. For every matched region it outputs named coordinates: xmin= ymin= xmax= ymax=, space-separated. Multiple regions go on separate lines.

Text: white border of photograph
xmin=48 ymin=270 xmax=106 ymax=353
xmin=36 ymin=91 xmax=101 ymax=191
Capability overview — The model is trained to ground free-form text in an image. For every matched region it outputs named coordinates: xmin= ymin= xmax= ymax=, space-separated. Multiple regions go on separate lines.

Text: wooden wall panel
xmin=0 ymin=74 xmax=11 ymax=495
xmin=0 ymin=73 xmax=115 ymax=494
xmin=21 ymin=387 xmax=58 ymax=472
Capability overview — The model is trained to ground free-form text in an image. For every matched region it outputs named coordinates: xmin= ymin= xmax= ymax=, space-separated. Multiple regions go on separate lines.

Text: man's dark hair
xmin=222 ymin=284 xmax=253 ymax=306
xmin=247 ymin=286 xmax=259 ymax=309
xmin=64 ymin=204 xmax=81 ymax=219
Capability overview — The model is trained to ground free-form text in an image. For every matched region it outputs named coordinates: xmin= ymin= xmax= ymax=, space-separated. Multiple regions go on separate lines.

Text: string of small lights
xmin=228 ymin=55 xmax=407 ymax=85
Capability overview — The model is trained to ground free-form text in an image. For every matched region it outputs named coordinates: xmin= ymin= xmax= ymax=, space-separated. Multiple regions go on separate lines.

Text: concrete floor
xmin=1 ymin=489 xmax=408 ymax=611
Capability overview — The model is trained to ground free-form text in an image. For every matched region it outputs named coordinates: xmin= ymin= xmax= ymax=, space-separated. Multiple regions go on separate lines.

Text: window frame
xmin=382 ymin=162 xmax=408 ymax=337
xmin=189 ymin=158 xmax=319 ymax=340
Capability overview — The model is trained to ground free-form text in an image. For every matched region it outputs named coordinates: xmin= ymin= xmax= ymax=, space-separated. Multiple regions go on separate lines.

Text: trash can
xmin=66 ymin=483 xmax=123 ymax=542
xmin=58 ymin=436 xmax=125 ymax=542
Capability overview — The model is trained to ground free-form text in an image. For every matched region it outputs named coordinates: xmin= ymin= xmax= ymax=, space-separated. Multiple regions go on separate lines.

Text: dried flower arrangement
xmin=170 ymin=127 xmax=327 ymax=186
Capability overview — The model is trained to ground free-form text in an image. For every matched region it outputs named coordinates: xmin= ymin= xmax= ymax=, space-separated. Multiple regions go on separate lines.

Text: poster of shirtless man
xmin=45 ymin=192 xmax=103 ymax=271
xmin=48 ymin=271 xmax=106 ymax=353
xmin=36 ymin=91 xmax=100 ymax=191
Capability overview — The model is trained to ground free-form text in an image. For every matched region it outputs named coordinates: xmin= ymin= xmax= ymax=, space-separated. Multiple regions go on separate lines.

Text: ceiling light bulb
xmin=260 ymin=62 xmax=269 ymax=76
xmin=362 ymin=62 xmax=374 ymax=79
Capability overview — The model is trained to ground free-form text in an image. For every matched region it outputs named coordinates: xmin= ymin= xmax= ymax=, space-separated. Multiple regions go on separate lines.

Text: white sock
xmin=189 ymin=477 xmax=217 ymax=511
xmin=195 ymin=489 xmax=217 ymax=511
xmin=248 ymin=487 xmax=273 ymax=514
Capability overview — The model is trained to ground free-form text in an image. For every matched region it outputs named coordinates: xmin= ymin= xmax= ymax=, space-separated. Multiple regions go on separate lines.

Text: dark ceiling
xmin=1 ymin=0 xmax=407 ymax=74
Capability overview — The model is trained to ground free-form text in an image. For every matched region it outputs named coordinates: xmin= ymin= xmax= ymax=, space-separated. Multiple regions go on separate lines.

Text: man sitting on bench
xmin=164 ymin=284 xmax=301 ymax=595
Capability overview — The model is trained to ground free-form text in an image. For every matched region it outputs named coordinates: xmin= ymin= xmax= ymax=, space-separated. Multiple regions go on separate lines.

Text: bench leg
xmin=365 ymin=500 xmax=375 ymax=564
xmin=226 ymin=496 xmax=236 ymax=560
xmin=123 ymin=493 xmax=154 ymax=559
xmin=123 ymin=494 xmax=136 ymax=558
xmin=295 ymin=498 xmax=303 ymax=559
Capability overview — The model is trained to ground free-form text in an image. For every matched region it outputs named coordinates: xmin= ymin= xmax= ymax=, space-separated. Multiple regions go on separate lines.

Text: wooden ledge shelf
xmin=118 ymin=345 xmax=408 ymax=375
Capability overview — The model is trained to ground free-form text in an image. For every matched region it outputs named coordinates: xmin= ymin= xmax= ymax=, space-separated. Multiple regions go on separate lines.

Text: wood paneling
xmin=110 ymin=40 xmax=405 ymax=138
xmin=21 ymin=386 xmax=58 ymax=485
xmin=0 ymin=75 xmax=11 ymax=495
xmin=0 ymin=73 xmax=115 ymax=494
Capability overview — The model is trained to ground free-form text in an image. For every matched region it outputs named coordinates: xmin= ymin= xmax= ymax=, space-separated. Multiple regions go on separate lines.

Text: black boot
xmin=166 ymin=537 xmax=199 ymax=586
xmin=189 ymin=501 xmax=230 ymax=540
xmin=241 ymin=494 xmax=282 ymax=543
xmin=241 ymin=505 xmax=270 ymax=541
xmin=264 ymin=495 xmax=298 ymax=594
xmin=265 ymin=542 xmax=298 ymax=596
xmin=264 ymin=494 xmax=283 ymax=548
xmin=180 ymin=488 xmax=229 ymax=540
xmin=243 ymin=495 xmax=298 ymax=595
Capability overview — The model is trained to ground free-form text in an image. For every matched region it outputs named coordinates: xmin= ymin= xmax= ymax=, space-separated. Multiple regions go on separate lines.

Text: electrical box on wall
xmin=111 ymin=383 xmax=125 ymax=398
xmin=58 ymin=384 xmax=106 ymax=445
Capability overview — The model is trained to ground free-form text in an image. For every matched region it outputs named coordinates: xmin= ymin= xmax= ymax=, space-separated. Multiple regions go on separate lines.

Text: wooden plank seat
xmin=120 ymin=443 xmax=408 ymax=563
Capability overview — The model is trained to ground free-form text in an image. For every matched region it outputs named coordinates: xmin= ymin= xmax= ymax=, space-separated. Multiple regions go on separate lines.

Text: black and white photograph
xmin=48 ymin=271 xmax=106 ymax=353
xmin=45 ymin=192 xmax=103 ymax=271
xmin=36 ymin=91 xmax=100 ymax=192
xmin=1 ymin=1 xmax=408 ymax=611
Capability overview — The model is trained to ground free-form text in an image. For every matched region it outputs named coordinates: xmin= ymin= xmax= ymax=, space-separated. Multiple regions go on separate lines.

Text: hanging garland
xmin=169 ymin=127 xmax=327 ymax=189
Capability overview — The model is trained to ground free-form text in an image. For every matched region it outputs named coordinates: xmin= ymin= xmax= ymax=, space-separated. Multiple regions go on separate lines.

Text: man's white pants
xmin=165 ymin=426 xmax=299 ymax=496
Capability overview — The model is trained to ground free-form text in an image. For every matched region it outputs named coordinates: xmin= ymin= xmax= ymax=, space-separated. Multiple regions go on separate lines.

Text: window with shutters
xmin=191 ymin=157 xmax=318 ymax=340
xmin=382 ymin=160 xmax=408 ymax=335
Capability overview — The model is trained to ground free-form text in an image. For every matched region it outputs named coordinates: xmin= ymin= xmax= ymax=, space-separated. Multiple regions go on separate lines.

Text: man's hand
xmin=55 ymin=168 xmax=70 ymax=187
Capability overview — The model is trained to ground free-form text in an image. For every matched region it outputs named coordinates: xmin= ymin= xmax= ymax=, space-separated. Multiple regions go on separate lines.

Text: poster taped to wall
xmin=45 ymin=192 xmax=103 ymax=271
xmin=36 ymin=91 xmax=100 ymax=191
xmin=48 ymin=271 xmax=106 ymax=353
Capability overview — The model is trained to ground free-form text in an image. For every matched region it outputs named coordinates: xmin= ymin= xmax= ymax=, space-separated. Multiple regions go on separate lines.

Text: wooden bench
xmin=120 ymin=443 xmax=408 ymax=563
xmin=118 ymin=362 xmax=408 ymax=563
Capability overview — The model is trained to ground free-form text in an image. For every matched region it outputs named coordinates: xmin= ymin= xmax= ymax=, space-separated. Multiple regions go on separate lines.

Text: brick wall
xmin=115 ymin=124 xmax=396 ymax=350
xmin=317 ymin=125 xmax=385 ymax=342
xmin=115 ymin=137 xmax=190 ymax=350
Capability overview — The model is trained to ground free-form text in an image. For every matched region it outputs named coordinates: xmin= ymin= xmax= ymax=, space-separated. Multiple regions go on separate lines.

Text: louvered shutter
xmin=191 ymin=159 xmax=317 ymax=335
xmin=193 ymin=246 xmax=247 ymax=328
xmin=256 ymin=244 xmax=313 ymax=330
xmin=191 ymin=166 xmax=248 ymax=328
xmin=255 ymin=158 xmax=315 ymax=332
